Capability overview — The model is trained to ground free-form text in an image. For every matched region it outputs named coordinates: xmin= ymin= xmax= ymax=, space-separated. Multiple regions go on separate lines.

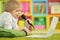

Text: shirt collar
xmin=5 ymin=12 xmax=18 ymax=22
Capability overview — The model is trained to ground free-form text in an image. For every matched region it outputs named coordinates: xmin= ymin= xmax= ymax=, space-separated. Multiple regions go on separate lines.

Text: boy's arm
xmin=4 ymin=18 xmax=18 ymax=30
xmin=4 ymin=17 xmax=12 ymax=29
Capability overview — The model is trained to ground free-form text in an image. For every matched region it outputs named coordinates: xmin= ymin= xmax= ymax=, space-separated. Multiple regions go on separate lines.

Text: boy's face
xmin=12 ymin=7 xmax=22 ymax=18
xmin=11 ymin=4 xmax=23 ymax=19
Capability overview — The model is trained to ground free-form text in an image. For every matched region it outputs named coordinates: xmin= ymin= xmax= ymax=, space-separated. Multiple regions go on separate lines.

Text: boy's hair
xmin=4 ymin=0 xmax=20 ymax=12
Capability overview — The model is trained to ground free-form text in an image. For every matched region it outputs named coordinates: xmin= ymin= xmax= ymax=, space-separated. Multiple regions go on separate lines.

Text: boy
xmin=0 ymin=0 xmax=30 ymax=35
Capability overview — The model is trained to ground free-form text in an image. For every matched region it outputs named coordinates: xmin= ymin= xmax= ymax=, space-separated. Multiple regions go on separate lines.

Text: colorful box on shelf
xmin=48 ymin=0 xmax=60 ymax=2
xmin=34 ymin=18 xmax=46 ymax=25
xmin=56 ymin=22 xmax=60 ymax=30
xmin=18 ymin=20 xmax=24 ymax=28
xmin=33 ymin=3 xmax=46 ymax=14
xmin=33 ymin=0 xmax=47 ymax=2
xmin=22 ymin=2 xmax=30 ymax=13
xmin=18 ymin=0 xmax=32 ymax=16
xmin=46 ymin=16 xmax=50 ymax=30
xmin=32 ymin=16 xmax=46 ymax=30
xmin=33 ymin=16 xmax=46 ymax=23
xmin=49 ymin=2 xmax=60 ymax=14
xmin=32 ymin=0 xmax=48 ymax=15
xmin=48 ymin=15 xmax=60 ymax=32
xmin=18 ymin=0 xmax=31 ymax=2
xmin=34 ymin=25 xmax=45 ymax=30
xmin=51 ymin=5 xmax=60 ymax=14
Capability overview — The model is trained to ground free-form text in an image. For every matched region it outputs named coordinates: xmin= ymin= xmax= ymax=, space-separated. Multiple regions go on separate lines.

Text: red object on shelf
xmin=34 ymin=25 xmax=45 ymax=30
xmin=21 ymin=2 xmax=30 ymax=13
xmin=30 ymin=26 xmax=32 ymax=31
xmin=48 ymin=0 xmax=60 ymax=2
xmin=48 ymin=4 xmax=51 ymax=15
xmin=34 ymin=4 xmax=38 ymax=14
xmin=48 ymin=0 xmax=60 ymax=15
xmin=40 ymin=3 xmax=44 ymax=14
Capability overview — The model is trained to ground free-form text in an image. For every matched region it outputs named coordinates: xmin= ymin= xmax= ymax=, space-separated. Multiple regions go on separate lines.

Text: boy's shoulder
xmin=1 ymin=12 xmax=12 ymax=18
xmin=0 ymin=12 xmax=13 ymax=20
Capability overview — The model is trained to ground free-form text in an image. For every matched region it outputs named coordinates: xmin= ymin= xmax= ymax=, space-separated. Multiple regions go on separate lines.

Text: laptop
xmin=26 ymin=16 xmax=59 ymax=38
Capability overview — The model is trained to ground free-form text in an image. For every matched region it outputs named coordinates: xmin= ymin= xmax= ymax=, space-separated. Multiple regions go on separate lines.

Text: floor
xmin=0 ymin=34 xmax=60 ymax=40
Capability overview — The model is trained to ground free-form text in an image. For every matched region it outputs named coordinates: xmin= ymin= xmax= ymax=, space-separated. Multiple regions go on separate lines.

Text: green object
xmin=34 ymin=21 xmax=38 ymax=25
xmin=39 ymin=18 xmax=46 ymax=25
xmin=0 ymin=27 xmax=26 ymax=37
xmin=37 ymin=4 xmax=40 ymax=13
xmin=33 ymin=6 xmax=35 ymax=13
xmin=34 ymin=18 xmax=39 ymax=25
xmin=3 ymin=0 xmax=8 ymax=12
xmin=34 ymin=18 xmax=46 ymax=25
xmin=3 ymin=0 xmax=8 ymax=3
xmin=0 ymin=1 xmax=3 ymax=15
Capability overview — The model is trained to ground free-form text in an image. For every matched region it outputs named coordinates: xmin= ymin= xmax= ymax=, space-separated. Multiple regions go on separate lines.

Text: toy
xmin=21 ymin=14 xmax=34 ymax=29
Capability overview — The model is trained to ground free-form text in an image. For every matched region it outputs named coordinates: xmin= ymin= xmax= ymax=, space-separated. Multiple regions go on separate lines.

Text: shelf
xmin=32 ymin=0 xmax=48 ymax=15
xmin=48 ymin=2 xmax=60 ymax=14
xmin=32 ymin=14 xmax=48 ymax=16
xmin=1 ymin=0 xmax=60 ymax=32
xmin=48 ymin=15 xmax=60 ymax=32
xmin=18 ymin=0 xmax=32 ymax=16
xmin=32 ymin=16 xmax=47 ymax=30
xmin=56 ymin=22 xmax=60 ymax=30
xmin=33 ymin=2 xmax=46 ymax=14
xmin=48 ymin=0 xmax=60 ymax=2
xmin=33 ymin=0 xmax=47 ymax=2
xmin=18 ymin=0 xmax=31 ymax=2
xmin=18 ymin=20 xmax=25 ymax=28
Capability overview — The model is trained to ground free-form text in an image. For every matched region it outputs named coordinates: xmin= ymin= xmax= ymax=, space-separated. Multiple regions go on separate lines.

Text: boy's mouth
xmin=16 ymin=14 xmax=18 ymax=16
xmin=17 ymin=15 xmax=20 ymax=17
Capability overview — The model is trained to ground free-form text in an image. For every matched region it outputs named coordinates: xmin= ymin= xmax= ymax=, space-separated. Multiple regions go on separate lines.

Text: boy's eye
xmin=16 ymin=10 xmax=21 ymax=12
xmin=16 ymin=10 xmax=22 ymax=14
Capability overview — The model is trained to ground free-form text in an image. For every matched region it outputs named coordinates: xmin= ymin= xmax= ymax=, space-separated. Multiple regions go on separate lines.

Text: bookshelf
xmin=48 ymin=15 xmax=60 ymax=32
xmin=48 ymin=0 xmax=60 ymax=32
xmin=48 ymin=0 xmax=60 ymax=15
xmin=32 ymin=0 xmax=48 ymax=32
xmin=32 ymin=0 xmax=48 ymax=16
xmin=32 ymin=16 xmax=47 ymax=30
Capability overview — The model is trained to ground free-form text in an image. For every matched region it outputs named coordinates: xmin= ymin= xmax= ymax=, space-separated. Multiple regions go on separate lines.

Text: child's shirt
xmin=0 ymin=12 xmax=18 ymax=29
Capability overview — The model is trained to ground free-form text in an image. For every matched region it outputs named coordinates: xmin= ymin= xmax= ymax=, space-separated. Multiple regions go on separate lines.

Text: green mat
xmin=0 ymin=28 xmax=26 ymax=37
